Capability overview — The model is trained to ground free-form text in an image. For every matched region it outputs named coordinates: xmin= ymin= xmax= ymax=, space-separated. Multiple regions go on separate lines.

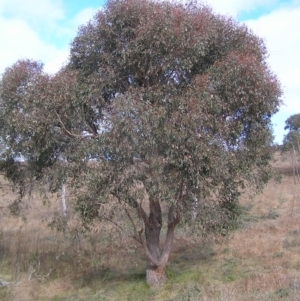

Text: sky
xmin=0 ymin=0 xmax=299 ymax=144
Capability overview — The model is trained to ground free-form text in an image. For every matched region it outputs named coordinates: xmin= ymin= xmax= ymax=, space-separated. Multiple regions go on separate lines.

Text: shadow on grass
xmin=75 ymin=266 xmax=145 ymax=286
xmin=67 ymin=238 xmax=216 ymax=301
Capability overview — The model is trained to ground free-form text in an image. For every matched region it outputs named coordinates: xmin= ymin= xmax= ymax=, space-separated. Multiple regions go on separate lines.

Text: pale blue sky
xmin=1 ymin=0 xmax=299 ymax=144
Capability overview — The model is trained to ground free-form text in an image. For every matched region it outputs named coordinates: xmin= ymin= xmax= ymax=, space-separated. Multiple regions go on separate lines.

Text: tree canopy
xmin=0 ymin=0 xmax=282 ymax=286
xmin=284 ymin=113 xmax=300 ymax=132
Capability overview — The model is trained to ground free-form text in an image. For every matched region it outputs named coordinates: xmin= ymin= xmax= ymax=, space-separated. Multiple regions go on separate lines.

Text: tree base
xmin=146 ymin=265 xmax=166 ymax=287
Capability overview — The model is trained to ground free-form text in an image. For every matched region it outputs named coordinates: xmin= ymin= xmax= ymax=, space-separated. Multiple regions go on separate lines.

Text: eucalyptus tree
xmin=282 ymin=114 xmax=300 ymax=183
xmin=283 ymin=113 xmax=300 ymax=151
xmin=0 ymin=0 xmax=282 ymax=286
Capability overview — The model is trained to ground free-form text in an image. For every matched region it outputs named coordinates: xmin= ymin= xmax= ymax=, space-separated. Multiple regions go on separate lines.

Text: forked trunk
xmin=136 ymin=200 xmax=180 ymax=287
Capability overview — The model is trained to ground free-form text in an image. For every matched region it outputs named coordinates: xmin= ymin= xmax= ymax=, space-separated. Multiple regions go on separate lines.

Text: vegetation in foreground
xmin=1 ymin=152 xmax=300 ymax=300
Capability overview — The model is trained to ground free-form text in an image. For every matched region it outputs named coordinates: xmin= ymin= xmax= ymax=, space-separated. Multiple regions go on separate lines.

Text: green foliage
xmin=269 ymin=288 xmax=290 ymax=299
xmin=166 ymin=284 xmax=202 ymax=301
xmin=284 ymin=113 xmax=300 ymax=132
xmin=283 ymin=113 xmax=300 ymax=151
xmin=283 ymin=130 xmax=300 ymax=151
xmin=0 ymin=0 xmax=282 ymax=275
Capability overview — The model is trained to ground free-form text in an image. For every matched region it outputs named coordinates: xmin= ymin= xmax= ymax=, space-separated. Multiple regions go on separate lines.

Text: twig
xmin=44 ymin=268 xmax=55 ymax=278
xmin=55 ymin=111 xmax=96 ymax=139
xmin=101 ymin=216 xmax=123 ymax=231
xmin=76 ymin=107 xmax=98 ymax=137
xmin=90 ymin=203 xmax=124 ymax=231
xmin=125 ymin=208 xmax=142 ymax=245
xmin=28 ymin=269 xmax=36 ymax=281
xmin=0 ymin=278 xmax=11 ymax=287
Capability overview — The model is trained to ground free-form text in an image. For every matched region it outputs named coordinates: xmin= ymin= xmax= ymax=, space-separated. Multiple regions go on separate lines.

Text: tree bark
xmin=144 ymin=199 xmax=164 ymax=286
xmin=146 ymin=264 xmax=166 ymax=287
xmin=137 ymin=200 xmax=180 ymax=287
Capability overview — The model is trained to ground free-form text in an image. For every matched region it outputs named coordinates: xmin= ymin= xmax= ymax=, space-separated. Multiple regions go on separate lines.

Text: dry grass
xmin=197 ymin=152 xmax=300 ymax=301
xmin=1 ymin=151 xmax=300 ymax=300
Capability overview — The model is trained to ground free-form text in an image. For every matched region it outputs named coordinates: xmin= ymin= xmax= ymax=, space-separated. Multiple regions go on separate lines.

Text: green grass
xmin=0 ymin=287 xmax=8 ymax=300
xmin=44 ymin=290 xmax=109 ymax=301
xmin=269 ymin=288 xmax=290 ymax=300
xmin=63 ymin=248 xmax=213 ymax=301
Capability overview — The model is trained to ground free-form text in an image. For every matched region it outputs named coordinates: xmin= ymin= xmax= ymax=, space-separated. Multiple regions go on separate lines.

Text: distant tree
xmin=282 ymin=114 xmax=300 ymax=183
xmin=283 ymin=113 xmax=300 ymax=151
xmin=283 ymin=131 xmax=300 ymax=152
xmin=0 ymin=0 xmax=282 ymax=286
xmin=284 ymin=113 xmax=300 ymax=132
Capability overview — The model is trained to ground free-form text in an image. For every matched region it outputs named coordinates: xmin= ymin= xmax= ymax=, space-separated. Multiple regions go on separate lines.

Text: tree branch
xmin=102 ymin=217 xmax=123 ymax=231
xmin=125 ymin=208 xmax=142 ymax=245
xmin=138 ymin=228 xmax=161 ymax=267
xmin=167 ymin=204 xmax=180 ymax=228
xmin=55 ymin=111 xmax=96 ymax=139
xmin=76 ymin=107 xmax=99 ymax=137
xmin=160 ymin=204 xmax=180 ymax=266
xmin=137 ymin=202 xmax=148 ymax=225
xmin=90 ymin=203 xmax=124 ymax=231
xmin=0 ymin=278 xmax=11 ymax=287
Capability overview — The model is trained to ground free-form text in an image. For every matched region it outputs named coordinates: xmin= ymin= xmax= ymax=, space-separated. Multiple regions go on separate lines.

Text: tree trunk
xmin=144 ymin=199 xmax=164 ymax=286
xmin=137 ymin=200 xmax=180 ymax=287
xmin=146 ymin=263 xmax=166 ymax=287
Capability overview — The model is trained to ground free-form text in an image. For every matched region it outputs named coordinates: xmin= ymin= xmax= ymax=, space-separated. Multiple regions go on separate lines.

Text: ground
xmin=0 ymin=151 xmax=300 ymax=301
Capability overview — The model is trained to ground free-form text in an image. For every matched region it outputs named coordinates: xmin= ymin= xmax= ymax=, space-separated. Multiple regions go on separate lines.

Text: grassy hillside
xmin=1 ymin=152 xmax=300 ymax=301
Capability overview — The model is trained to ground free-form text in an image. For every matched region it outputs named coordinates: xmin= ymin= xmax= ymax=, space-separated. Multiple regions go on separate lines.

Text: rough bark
xmin=144 ymin=199 xmax=164 ymax=286
xmin=146 ymin=264 xmax=166 ymax=287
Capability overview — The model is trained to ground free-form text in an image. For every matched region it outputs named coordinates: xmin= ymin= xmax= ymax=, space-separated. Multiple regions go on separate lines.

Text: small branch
xmin=90 ymin=203 xmax=124 ymax=231
xmin=0 ymin=278 xmax=11 ymax=287
xmin=103 ymin=217 xmax=123 ymax=231
xmin=55 ymin=111 xmax=80 ymax=138
xmin=75 ymin=107 xmax=98 ymax=137
xmin=61 ymin=183 xmax=67 ymax=217
xmin=0 ymin=278 xmax=22 ymax=287
xmin=125 ymin=208 xmax=142 ymax=245
xmin=101 ymin=216 xmax=123 ymax=231
xmin=55 ymin=111 xmax=96 ymax=139
xmin=137 ymin=202 xmax=148 ymax=225
xmin=28 ymin=269 xmax=36 ymax=281
xmin=44 ymin=268 xmax=55 ymax=278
